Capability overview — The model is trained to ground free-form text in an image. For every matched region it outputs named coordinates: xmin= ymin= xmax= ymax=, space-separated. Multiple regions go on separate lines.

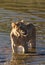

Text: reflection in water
xmin=4 ymin=53 xmax=45 ymax=65
xmin=10 ymin=54 xmax=26 ymax=65
xmin=4 ymin=53 xmax=33 ymax=65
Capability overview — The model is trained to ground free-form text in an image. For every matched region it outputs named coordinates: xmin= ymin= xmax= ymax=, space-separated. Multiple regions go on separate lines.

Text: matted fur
xmin=10 ymin=21 xmax=36 ymax=54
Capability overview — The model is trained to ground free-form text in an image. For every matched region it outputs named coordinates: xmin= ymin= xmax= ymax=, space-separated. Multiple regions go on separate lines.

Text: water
xmin=0 ymin=1 xmax=45 ymax=65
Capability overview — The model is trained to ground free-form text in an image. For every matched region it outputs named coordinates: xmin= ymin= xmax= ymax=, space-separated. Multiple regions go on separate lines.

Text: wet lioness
xmin=10 ymin=22 xmax=25 ymax=54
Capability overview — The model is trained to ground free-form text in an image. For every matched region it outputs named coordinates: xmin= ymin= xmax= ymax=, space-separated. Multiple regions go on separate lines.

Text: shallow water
xmin=0 ymin=1 xmax=45 ymax=65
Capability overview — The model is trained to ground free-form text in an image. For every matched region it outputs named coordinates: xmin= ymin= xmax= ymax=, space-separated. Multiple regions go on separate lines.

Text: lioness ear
xmin=21 ymin=20 xmax=24 ymax=22
xmin=11 ymin=22 xmax=15 ymax=28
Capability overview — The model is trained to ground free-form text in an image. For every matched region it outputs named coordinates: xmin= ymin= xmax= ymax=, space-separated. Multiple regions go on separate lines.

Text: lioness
xmin=10 ymin=22 xmax=25 ymax=54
